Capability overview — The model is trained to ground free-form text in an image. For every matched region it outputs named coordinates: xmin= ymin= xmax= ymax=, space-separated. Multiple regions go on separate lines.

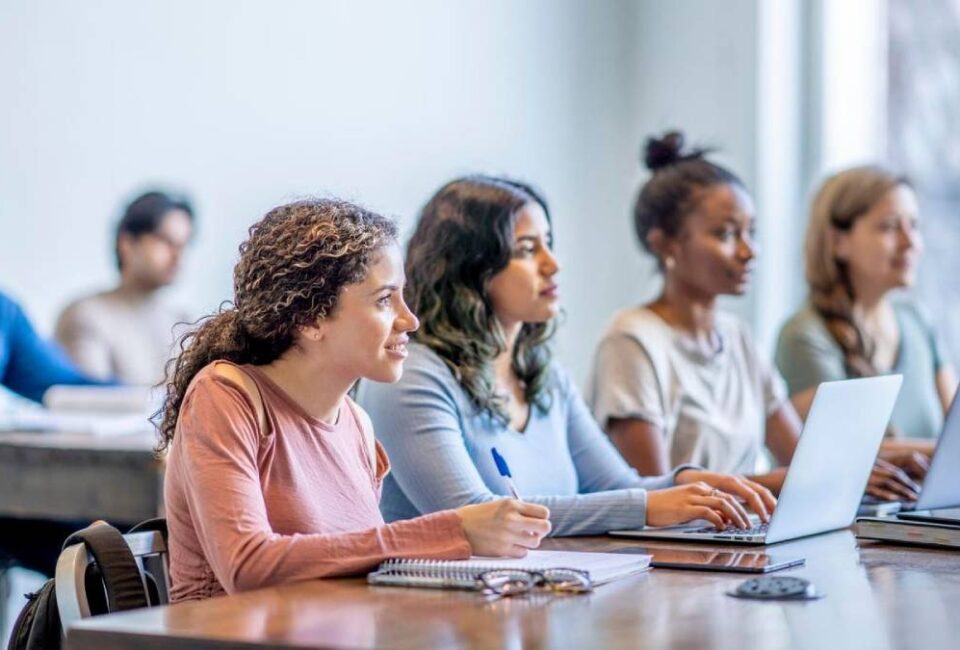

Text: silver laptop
xmin=891 ymin=390 xmax=960 ymax=523
xmin=611 ymin=375 xmax=903 ymax=545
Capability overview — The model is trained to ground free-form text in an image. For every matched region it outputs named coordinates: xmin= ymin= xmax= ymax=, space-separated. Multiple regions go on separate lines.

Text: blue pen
xmin=491 ymin=447 xmax=522 ymax=500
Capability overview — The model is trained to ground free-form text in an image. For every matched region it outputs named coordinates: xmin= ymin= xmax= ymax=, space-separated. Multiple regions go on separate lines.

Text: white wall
xmin=626 ymin=0 xmax=761 ymax=329
xmin=0 ymin=0 xmax=807 ymax=385
xmin=817 ymin=0 xmax=889 ymax=170
xmin=756 ymin=0 xmax=805 ymax=353
xmin=0 ymin=0 xmax=648 ymax=383
xmin=625 ymin=0 xmax=808 ymax=358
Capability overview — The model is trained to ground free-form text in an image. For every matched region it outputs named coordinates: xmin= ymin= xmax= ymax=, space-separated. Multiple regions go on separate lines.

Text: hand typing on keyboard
xmin=674 ymin=470 xmax=778 ymax=522
xmin=647 ymin=481 xmax=760 ymax=530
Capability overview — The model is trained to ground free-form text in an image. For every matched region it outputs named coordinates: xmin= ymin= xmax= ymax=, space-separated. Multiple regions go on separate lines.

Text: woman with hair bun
xmin=588 ymin=132 xmax=921 ymax=502
xmin=358 ymin=175 xmax=778 ymax=537
xmin=160 ymin=198 xmax=551 ymax=602
xmin=775 ymin=166 xmax=957 ymax=453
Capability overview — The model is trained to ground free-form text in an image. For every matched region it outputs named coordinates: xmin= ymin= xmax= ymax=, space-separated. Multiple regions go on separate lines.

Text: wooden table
xmin=0 ymin=430 xmax=163 ymax=522
xmin=65 ymin=530 xmax=960 ymax=650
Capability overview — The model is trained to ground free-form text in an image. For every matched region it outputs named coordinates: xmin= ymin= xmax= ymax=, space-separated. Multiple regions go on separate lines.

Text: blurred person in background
xmin=776 ymin=166 xmax=958 ymax=464
xmin=1 ymin=288 xmax=106 ymax=578
xmin=1 ymin=289 xmax=101 ymax=403
xmin=55 ymin=190 xmax=195 ymax=385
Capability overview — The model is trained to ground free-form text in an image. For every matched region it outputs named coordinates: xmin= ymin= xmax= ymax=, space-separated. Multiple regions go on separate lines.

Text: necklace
xmin=677 ymin=328 xmax=725 ymax=361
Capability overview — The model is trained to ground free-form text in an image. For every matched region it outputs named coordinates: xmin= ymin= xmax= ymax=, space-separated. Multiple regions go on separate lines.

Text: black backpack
xmin=7 ymin=520 xmax=162 ymax=650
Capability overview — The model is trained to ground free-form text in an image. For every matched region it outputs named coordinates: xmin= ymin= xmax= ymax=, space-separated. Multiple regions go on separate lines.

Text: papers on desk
xmin=43 ymin=385 xmax=157 ymax=413
xmin=0 ymin=385 xmax=158 ymax=436
xmin=368 ymin=549 xmax=651 ymax=590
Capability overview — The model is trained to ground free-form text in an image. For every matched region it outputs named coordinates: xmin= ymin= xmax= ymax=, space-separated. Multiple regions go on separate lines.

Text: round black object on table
xmin=729 ymin=576 xmax=823 ymax=601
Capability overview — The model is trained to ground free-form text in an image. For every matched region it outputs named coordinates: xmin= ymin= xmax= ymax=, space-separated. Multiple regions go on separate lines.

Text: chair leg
xmin=0 ymin=565 xmax=10 ymax=643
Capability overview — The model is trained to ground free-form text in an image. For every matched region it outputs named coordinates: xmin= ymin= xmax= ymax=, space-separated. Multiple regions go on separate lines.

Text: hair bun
xmin=643 ymin=131 xmax=702 ymax=172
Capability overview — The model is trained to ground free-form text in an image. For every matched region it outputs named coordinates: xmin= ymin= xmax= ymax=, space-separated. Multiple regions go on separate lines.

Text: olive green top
xmin=775 ymin=300 xmax=947 ymax=439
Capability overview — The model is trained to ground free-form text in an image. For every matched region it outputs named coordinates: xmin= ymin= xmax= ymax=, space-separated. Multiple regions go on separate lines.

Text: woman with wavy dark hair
xmin=588 ymin=132 xmax=922 ymax=503
xmin=775 ymin=166 xmax=957 ymax=449
xmin=160 ymin=198 xmax=550 ymax=602
xmin=357 ymin=175 xmax=778 ymax=536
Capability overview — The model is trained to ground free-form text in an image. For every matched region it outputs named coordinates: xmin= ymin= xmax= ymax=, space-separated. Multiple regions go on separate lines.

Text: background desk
xmin=66 ymin=531 xmax=960 ymax=650
xmin=0 ymin=431 xmax=163 ymax=523
xmin=0 ymin=430 xmax=163 ymax=642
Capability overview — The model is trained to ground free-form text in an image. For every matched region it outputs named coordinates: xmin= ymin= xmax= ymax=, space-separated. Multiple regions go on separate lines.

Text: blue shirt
xmin=0 ymin=290 xmax=100 ymax=402
xmin=356 ymin=342 xmax=689 ymax=536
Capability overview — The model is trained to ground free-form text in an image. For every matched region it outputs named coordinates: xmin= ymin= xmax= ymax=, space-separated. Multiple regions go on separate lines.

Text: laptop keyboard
xmin=685 ymin=523 xmax=769 ymax=537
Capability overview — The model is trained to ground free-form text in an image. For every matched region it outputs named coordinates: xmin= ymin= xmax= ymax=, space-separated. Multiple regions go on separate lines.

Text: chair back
xmin=55 ymin=528 xmax=169 ymax=629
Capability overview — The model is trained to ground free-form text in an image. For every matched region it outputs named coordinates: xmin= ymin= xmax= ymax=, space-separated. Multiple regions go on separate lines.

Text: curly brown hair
xmin=804 ymin=166 xmax=909 ymax=377
xmin=155 ymin=198 xmax=397 ymax=453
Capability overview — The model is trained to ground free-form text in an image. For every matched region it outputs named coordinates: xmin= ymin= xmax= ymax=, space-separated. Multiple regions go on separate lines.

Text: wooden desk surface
xmin=66 ymin=531 xmax=960 ymax=650
xmin=0 ymin=430 xmax=162 ymax=522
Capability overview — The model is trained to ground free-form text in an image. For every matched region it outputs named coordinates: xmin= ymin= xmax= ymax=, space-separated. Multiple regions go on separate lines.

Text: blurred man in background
xmin=55 ymin=190 xmax=195 ymax=385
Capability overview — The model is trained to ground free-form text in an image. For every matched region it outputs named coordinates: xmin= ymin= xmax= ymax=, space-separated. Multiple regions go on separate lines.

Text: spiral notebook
xmin=367 ymin=550 xmax=651 ymax=590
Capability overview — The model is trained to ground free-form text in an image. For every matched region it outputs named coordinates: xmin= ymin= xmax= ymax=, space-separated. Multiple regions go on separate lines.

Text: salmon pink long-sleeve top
xmin=164 ymin=362 xmax=471 ymax=602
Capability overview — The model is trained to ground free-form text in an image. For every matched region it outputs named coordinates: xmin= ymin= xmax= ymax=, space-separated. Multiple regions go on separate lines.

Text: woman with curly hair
xmin=356 ymin=176 xmax=778 ymax=537
xmin=160 ymin=198 xmax=550 ymax=602
xmin=775 ymin=166 xmax=957 ymax=449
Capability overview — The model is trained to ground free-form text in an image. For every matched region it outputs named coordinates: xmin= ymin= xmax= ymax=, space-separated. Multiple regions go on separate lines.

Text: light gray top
xmin=54 ymin=287 xmax=190 ymax=384
xmin=775 ymin=300 xmax=947 ymax=439
xmin=355 ymin=342 xmax=691 ymax=536
xmin=588 ymin=307 xmax=788 ymax=475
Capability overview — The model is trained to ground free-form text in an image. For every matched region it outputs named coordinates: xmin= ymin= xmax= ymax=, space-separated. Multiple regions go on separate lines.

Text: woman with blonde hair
xmin=775 ymin=166 xmax=957 ymax=461
xmin=160 ymin=198 xmax=550 ymax=602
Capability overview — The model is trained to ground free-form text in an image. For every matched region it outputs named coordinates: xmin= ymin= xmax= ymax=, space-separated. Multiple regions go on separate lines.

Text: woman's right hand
xmin=646 ymin=483 xmax=752 ymax=530
xmin=866 ymin=459 xmax=922 ymax=502
xmin=456 ymin=499 xmax=552 ymax=558
xmin=879 ymin=449 xmax=930 ymax=480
